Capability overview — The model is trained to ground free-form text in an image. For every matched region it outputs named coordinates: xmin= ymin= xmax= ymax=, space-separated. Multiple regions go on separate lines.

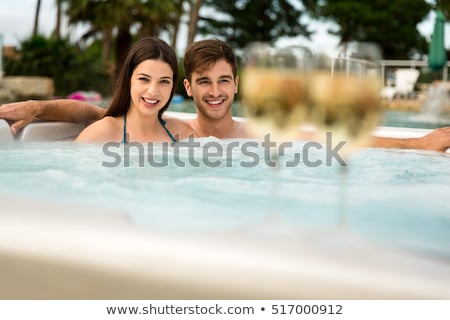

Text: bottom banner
xmin=0 ymin=300 xmax=449 ymax=320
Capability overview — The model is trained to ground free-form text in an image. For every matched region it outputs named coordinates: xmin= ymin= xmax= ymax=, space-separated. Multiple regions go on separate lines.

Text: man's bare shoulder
xmin=163 ymin=116 xmax=196 ymax=139
xmin=230 ymin=120 xmax=252 ymax=138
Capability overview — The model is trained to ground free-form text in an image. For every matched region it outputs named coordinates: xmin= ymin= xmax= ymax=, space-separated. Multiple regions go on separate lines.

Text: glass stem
xmin=338 ymin=165 xmax=349 ymax=229
xmin=267 ymin=151 xmax=281 ymax=223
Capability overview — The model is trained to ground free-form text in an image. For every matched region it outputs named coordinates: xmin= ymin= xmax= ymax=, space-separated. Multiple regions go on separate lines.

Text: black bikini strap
xmin=158 ymin=114 xmax=177 ymax=142
xmin=123 ymin=113 xmax=127 ymax=144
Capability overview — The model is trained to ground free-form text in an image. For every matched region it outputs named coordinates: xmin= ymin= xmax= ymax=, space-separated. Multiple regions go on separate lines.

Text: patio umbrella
xmin=428 ymin=10 xmax=447 ymax=72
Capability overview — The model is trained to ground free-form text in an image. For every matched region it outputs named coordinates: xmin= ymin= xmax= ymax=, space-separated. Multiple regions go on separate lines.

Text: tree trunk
xmin=101 ymin=28 xmax=114 ymax=80
xmin=54 ymin=0 xmax=62 ymax=39
xmin=187 ymin=0 xmax=204 ymax=47
xmin=33 ymin=0 xmax=41 ymax=36
xmin=114 ymin=23 xmax=132 ymax=79
xmin=170 ymin=1 xmax=185 ymax=54
xmin=102 ymin=28 xmax=112 ymax=64
xmin=171 ymin=12 xmax=182 ymax=53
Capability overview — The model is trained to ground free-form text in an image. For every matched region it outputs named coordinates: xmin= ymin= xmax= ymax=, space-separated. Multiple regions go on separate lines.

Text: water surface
xmin=1 ymin=139 xmax=449 ymax=259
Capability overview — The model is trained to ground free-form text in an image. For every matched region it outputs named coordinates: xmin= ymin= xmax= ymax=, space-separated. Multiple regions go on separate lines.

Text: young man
xmin=1 ymin=38 xmax=450 ymax=151
xmin=182 ymin=38 xmax=248 ymax=138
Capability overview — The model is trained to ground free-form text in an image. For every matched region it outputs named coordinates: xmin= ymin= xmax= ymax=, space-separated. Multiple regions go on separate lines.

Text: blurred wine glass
xmin=241 ymin=42 xmax=312 ymax=142
xmin=308 ymin=41 xmax=383 ymax=228
xmin=241 ymin=42 xmax=312 ymax=220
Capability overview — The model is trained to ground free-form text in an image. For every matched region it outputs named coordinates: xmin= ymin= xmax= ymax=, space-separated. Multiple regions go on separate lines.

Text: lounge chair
xmin=381 ymin=68 xmax=420 ymax=99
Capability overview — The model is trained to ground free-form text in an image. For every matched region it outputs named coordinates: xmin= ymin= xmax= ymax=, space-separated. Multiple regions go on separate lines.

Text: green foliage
xmin=59 ymin=40 xmax=112 ymax=96
xmin=6 ymin=35 xmax=71 ymax=78
xmin=198 ymin=0 xmax=312 ymax=49
xmin=436 ymin=0 xmax=450 ymax=15
xmin=302 ymin=0 xmax=432 ymax=59
xmin=65 ymin=0 xmax=184 ymax=74
xmin=4 ymin=35 xmax=110 ymax=97
xmin=417 ymin=68 xmax=443 ymax=84
xmin=4 ymin=0 xmax=439 ymax=100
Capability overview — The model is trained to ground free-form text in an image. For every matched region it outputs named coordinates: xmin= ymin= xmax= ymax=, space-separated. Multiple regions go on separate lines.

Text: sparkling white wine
xmin=308 ymin=71 xmax=382 ymax=155
xmin=241 ymin=67 xmax=309 ymax=140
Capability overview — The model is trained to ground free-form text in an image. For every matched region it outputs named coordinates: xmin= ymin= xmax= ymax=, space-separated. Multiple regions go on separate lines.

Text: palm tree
xmin=65 ymin=0 xmax=116 ymax=69
xmin=65 ymin=0 xmax=187 ymax=78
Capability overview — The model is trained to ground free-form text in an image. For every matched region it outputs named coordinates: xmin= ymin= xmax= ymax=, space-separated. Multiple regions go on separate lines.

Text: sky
xmin=0 ymin=0 xmax=448 ymax=56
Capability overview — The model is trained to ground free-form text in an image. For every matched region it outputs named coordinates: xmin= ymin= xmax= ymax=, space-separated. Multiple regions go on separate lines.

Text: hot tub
xmin=0 ymin=113 xmax=449 ymax=299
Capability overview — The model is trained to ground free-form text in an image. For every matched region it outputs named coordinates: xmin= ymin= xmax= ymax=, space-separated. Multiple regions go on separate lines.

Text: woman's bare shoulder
xmin=75 ymin=116 xmax=123 ymax=143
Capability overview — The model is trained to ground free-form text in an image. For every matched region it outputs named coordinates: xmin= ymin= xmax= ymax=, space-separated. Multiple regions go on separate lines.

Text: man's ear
xmin=183 ymin=79 xmax=193 ymax=97
xmin=234 ymin=75 xmax=239 ymax=94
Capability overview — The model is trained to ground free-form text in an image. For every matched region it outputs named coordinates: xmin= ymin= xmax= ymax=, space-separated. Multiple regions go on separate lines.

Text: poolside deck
xmin=381 ymin=98 xmax=423 ymax=112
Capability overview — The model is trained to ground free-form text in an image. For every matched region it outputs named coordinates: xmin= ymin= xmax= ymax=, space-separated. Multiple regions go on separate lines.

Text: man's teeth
xmin=208 ymin=100 xmax=222 ymax=105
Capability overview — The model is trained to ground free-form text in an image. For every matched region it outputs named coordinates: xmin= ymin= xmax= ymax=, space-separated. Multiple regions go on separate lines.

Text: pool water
xmin=0 ymin=139 xmax=449 ymax=259
xmin=382 ymin=110 xmax=450 ymax=129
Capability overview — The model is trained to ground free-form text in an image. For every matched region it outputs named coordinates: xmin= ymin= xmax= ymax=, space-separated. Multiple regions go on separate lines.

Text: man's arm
xmin=0 ymin=99 xmax=106 ymax=134
xmin=368 ymin=126 xmax=450 ymax=152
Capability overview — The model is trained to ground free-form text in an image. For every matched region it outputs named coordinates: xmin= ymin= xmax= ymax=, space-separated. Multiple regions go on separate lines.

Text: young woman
xmin=76 ymin=37 xmax=192 ymax=143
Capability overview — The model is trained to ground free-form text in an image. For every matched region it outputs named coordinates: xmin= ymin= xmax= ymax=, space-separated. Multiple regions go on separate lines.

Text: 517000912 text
xmin=270 ymin=304 xmax=343 ymax=315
